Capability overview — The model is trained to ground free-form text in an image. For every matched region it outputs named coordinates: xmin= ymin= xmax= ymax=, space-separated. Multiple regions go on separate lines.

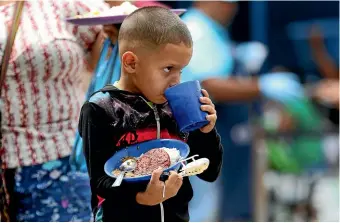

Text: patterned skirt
xmin=1 ymin=156 xmax=92 ymax=222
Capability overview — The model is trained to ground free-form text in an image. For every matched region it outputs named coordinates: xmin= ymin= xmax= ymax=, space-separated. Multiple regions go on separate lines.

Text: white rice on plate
xmin=162 ymin=147 xmax=181 ymax=165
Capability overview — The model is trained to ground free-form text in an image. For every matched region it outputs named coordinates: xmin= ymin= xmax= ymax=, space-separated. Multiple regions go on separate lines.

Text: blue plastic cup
xmin=165 ymin=80 xmax=209 ymax=133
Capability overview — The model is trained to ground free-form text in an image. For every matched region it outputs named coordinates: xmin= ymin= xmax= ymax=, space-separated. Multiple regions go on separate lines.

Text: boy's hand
xmin=200 ymin=89 xmax=217 ymax=133
xmin=136 ymin=168 xmax=183 ymax=206
xmin=164 ymin=171 xmax=183 ymax=199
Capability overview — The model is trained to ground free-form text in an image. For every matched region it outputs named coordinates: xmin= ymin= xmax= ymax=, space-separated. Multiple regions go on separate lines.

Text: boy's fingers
xmin=166 ymin=171 xmax=181 ymax=187
xmin=174 ymin=172 xmax=183 ymax=186
xmin=200 ymin=96 xmax=213 ymax=106
xmin=206 ymin=114 xmax=217 ymax=122
xmin=175 ymin=176 xmax=183 ymax=188
xmin=201 ymin=89 xmax=209 ymax=98
xmin=150 ymin=167 xmax=163 ymax=185
xmin=201 ymin=105 xmax=215 ymax=114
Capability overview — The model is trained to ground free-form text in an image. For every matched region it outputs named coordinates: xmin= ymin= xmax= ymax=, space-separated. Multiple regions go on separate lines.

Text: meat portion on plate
xmin=134 ymin=148 xmax=171 ymax=176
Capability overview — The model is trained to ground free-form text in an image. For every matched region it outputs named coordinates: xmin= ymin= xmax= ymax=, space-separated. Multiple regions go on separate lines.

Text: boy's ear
xmin=122 ymin=51 xmax=138 ymax=73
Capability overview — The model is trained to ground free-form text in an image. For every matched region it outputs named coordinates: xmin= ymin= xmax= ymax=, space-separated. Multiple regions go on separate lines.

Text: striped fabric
xmin=0 ymin=0 xmax=108 ymax=168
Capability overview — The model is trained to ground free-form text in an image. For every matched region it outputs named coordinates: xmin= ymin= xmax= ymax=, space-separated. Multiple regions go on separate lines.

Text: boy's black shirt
xmin=78 ymin=85 xmax=223 ymax=222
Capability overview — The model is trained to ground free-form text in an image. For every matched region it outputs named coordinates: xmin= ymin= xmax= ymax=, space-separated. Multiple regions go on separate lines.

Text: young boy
xmin=79 ymin=6 xmax=223 ymax=222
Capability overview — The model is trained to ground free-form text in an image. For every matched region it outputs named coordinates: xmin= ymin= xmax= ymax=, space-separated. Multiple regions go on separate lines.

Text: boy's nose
xmin=169 ymin=80 xmax=180 ymax=88
xmin=169 ymin=76 xmax=181 ymax=87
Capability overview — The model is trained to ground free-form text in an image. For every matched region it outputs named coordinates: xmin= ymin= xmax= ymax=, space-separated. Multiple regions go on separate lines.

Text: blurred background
xmin=156 ymin=1 xmax=339 ymax=222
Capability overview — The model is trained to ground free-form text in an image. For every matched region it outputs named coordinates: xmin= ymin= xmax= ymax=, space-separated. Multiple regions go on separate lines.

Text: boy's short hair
xmin=118 ymin=6 xmax=193 ymax=54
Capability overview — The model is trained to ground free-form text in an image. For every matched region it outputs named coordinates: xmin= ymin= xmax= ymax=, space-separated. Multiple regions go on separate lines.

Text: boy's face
xmin=124 ymin=43 xmax=193 ymax=104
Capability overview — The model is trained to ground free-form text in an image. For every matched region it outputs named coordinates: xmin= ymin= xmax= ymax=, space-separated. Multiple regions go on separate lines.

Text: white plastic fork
xmin=178 ymin=157 xmax=210 ymax=177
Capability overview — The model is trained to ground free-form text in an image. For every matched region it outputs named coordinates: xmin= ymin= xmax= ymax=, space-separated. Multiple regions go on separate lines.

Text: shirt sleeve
xmin=186 ymin=128 xmax=223 ymax=182
xmin=66 ymin=0 xmax=110 ymax=50
xmin=78 ymin=101 xmax=146 ymax=203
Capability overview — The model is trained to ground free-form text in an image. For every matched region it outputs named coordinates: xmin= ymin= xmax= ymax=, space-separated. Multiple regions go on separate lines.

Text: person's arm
xmin=201 ymin=71 xmax=305 ymax=104
xmin=104 ymin=1 xmax=121 ymax=7
xmin=309 ymin=26 xmax=339 ymax=79
xmin=310 ymin=42 xmax=339 ymax=79
xmin=79 ymin=102 xmax=145 ymax=202
xmin=201 ymin=77 xmax=261 ymax=102
xmin=67 ymin=0 xmax=119 ymax=73
xmin=86 ymin=31 xmax=108 ymax=72
xmin=186 ymin=128 xmax=223 ymax=182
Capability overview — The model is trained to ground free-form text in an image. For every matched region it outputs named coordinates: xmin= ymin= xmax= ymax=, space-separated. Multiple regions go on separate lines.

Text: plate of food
xmin=66 ymin=1 xmax=186 ymax=26
xmin=104 ymin=139 xmax=190 ymax=182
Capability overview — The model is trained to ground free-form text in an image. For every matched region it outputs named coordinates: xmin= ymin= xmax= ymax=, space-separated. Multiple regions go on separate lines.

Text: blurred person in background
xmin=309 ymin=25 xmax=339 ymax=110
xmin=308 ymin=25 xmax=339 ymax=222
xmin=180 ymin=1 xmax=305 ymax=221
xmin=0 ymin=0 xmax=119 ymax=221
